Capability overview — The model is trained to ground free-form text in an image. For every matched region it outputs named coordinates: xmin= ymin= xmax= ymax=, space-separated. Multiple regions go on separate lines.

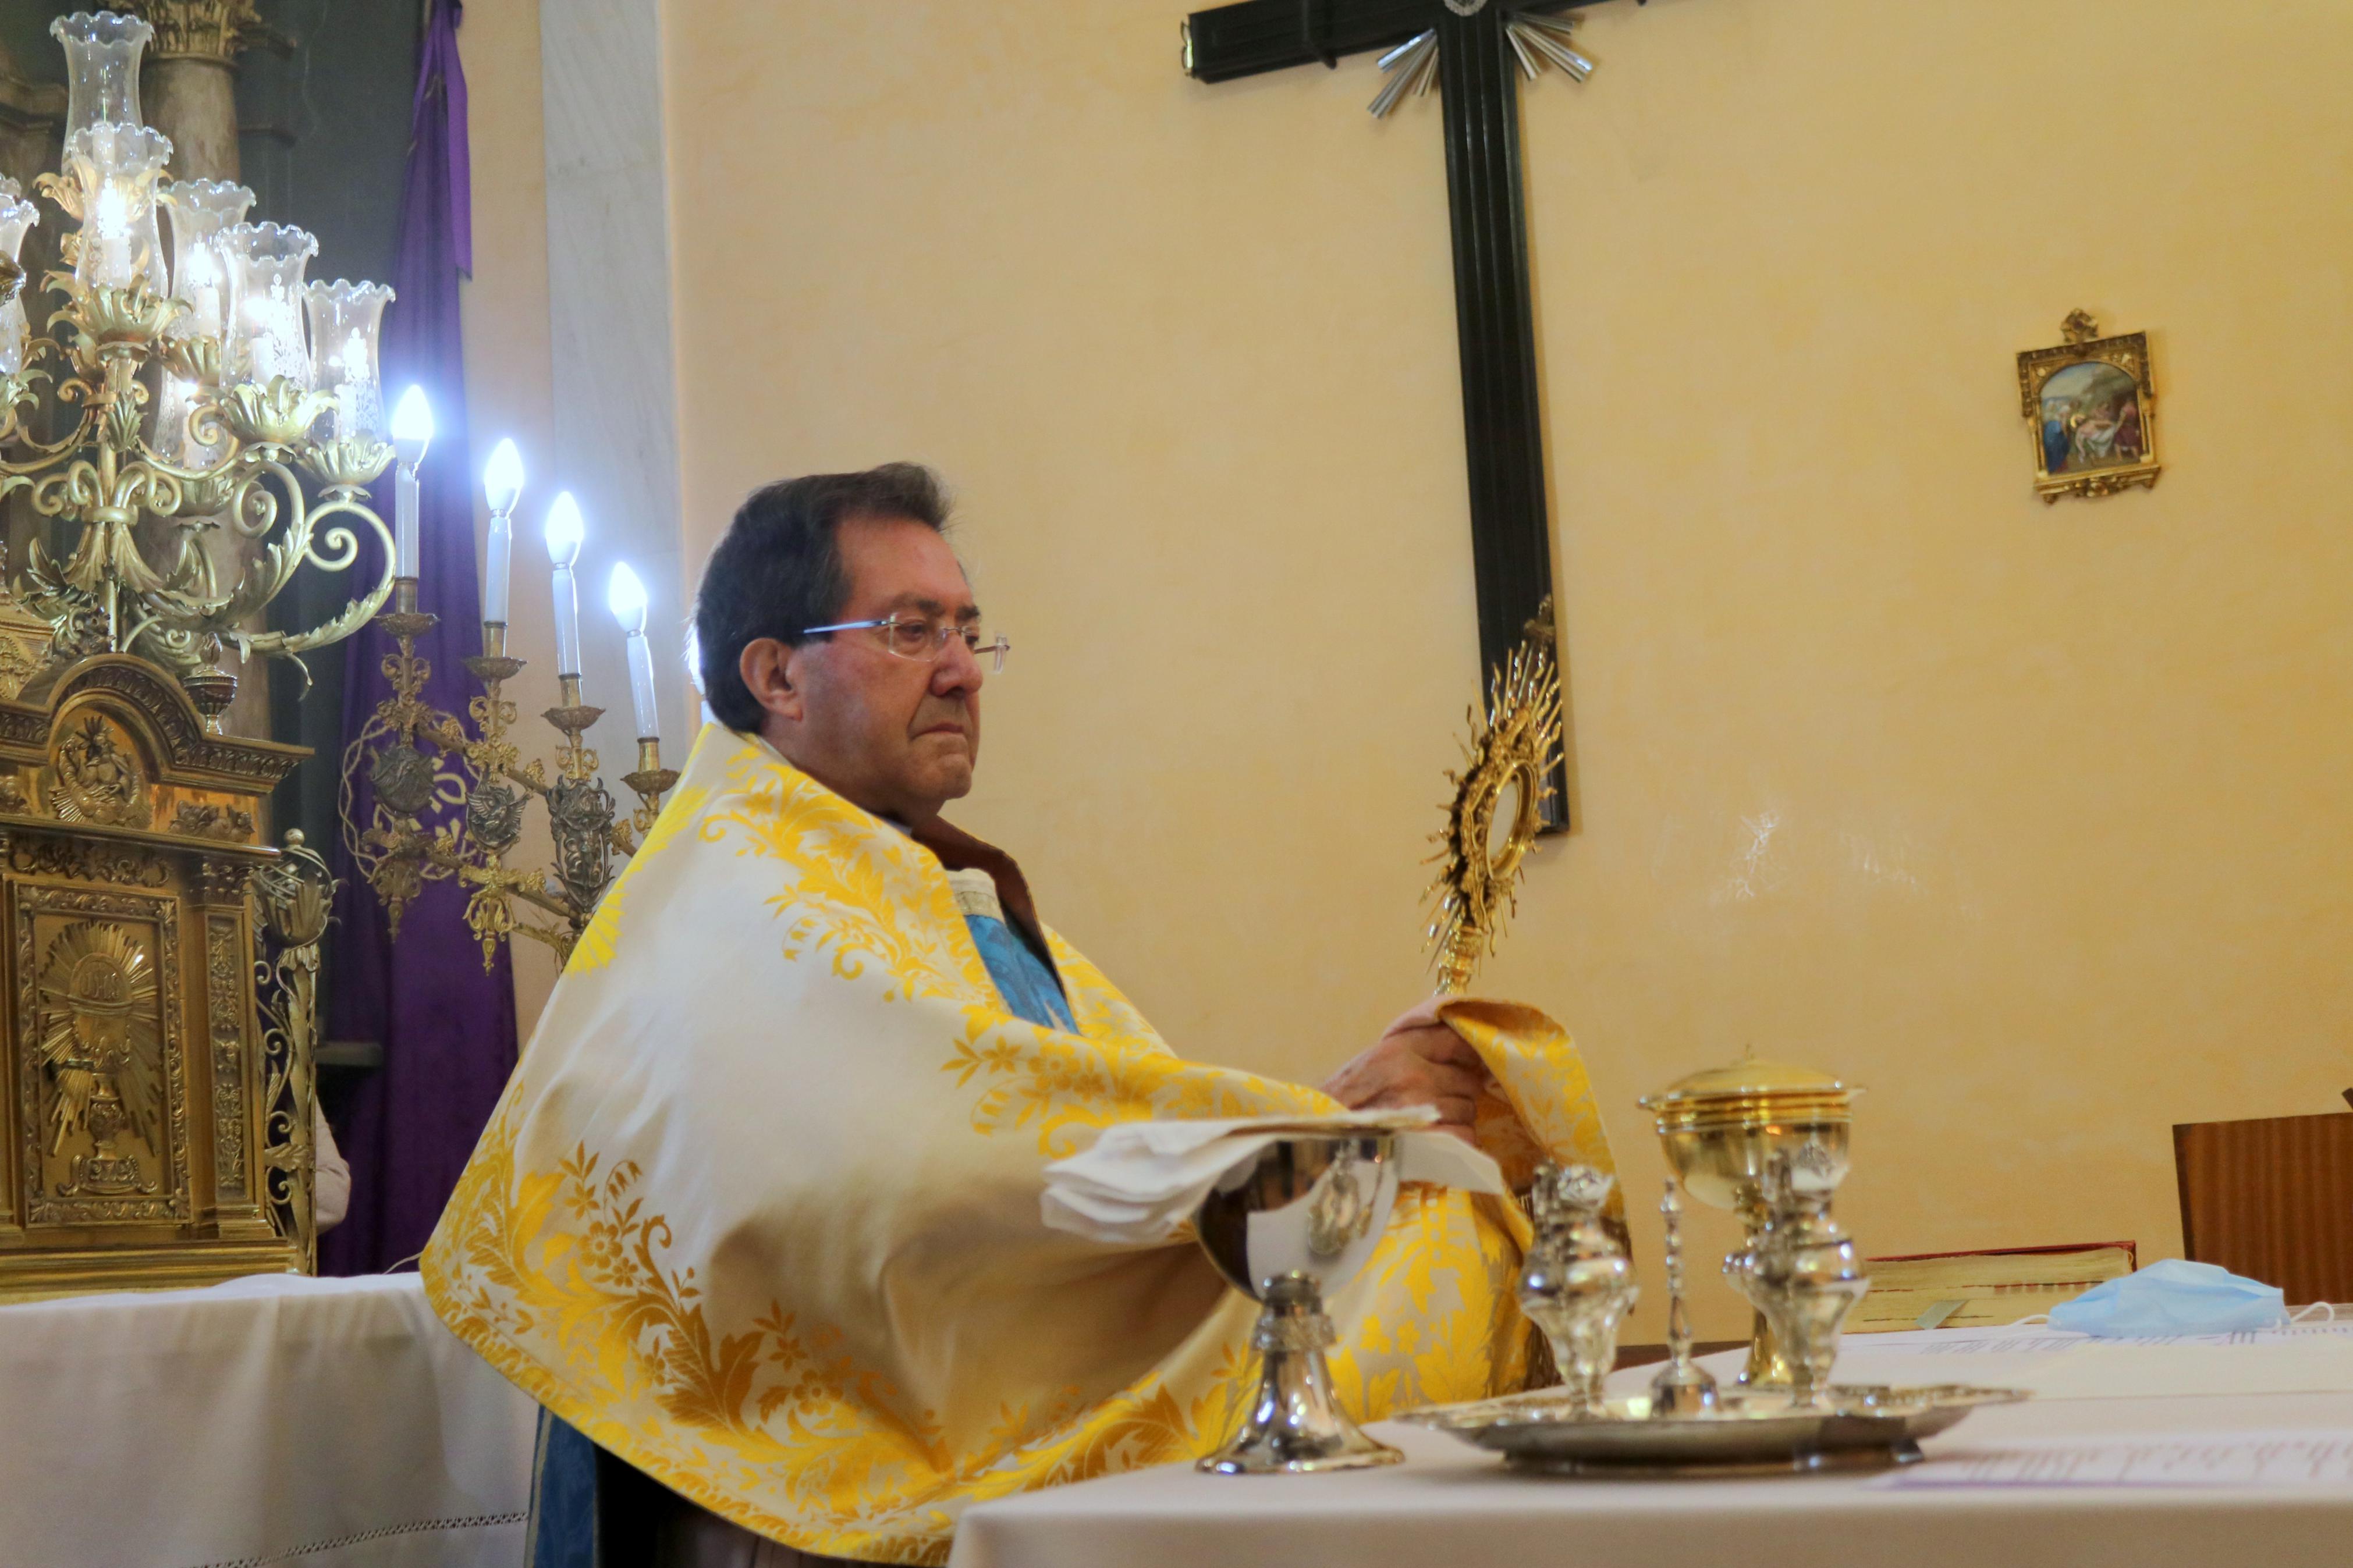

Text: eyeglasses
xmin=801 ymin=613 xmax=1012 ymax=673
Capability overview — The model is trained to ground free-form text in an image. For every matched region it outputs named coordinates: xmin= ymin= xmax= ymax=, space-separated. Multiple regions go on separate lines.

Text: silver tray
xmin=1397 ymin=1384 xmax=2029 ymax=1477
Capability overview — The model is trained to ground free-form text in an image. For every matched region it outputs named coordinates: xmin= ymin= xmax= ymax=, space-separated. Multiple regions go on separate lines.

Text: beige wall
xmin=534 ymin=0 xmax=2353 ymax=1341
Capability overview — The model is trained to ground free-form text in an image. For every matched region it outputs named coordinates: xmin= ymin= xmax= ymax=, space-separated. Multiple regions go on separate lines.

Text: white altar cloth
xmin=0 ymin=1273 xmax=538 ymax=1568
xmin=949 ymin=1328 xmax=2353 ymax=1568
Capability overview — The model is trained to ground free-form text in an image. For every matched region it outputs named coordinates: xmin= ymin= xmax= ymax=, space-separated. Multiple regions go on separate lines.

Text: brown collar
xmin=908 ymin=816 xmax=1056 ymax=968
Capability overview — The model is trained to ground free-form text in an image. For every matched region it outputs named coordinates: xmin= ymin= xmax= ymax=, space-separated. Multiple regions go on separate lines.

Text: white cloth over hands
xmin=1040 ymin=1108 xmax=1506 ymax=1246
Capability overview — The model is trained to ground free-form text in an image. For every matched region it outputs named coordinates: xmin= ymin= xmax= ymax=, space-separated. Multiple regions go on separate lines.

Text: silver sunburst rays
xmin=1369 ymin=9 xmax=1596 ymax=119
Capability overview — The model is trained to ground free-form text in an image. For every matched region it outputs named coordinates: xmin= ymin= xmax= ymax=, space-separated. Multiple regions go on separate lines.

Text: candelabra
xmin=0 ymin=21 xmax=407 ymax=710
xmin=0 ymin=13 xmax=382 ymax=1295
xmin=340 ymin=461 xmax=678 ymax=970
xmin=0 ymin=16 xmax=406 ymax=719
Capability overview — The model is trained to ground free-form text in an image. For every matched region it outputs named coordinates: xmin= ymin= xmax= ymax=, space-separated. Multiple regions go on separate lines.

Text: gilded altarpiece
xmin=0 ymin=655 xmax=315 ymax=1299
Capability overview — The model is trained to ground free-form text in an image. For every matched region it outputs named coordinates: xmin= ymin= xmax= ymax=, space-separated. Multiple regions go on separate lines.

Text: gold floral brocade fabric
xmin=421 ymin=726 xmax=1615 ymax=1564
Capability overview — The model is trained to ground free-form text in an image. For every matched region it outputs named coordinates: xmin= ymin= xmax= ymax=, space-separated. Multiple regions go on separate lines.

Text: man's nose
xmin=932 ymin=634 xmax=984 ymax=695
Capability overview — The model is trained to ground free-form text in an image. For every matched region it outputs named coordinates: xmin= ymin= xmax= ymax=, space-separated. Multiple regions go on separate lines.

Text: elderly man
xmin=424 ymin=465 xmax=1613 ymax=1567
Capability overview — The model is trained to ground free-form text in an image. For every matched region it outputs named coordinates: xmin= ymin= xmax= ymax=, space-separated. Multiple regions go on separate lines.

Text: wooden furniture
xmin=2174 ymin=1111 xmax=2353 ymax=1306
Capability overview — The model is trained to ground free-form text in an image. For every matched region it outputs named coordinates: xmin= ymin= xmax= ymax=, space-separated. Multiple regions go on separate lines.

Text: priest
xmin=423 ymin=464 xmax=1616 ymax=1566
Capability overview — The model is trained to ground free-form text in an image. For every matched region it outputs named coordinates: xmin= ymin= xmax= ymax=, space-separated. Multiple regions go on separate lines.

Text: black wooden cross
xmin=1183 ymin=0 xmax=1641 ymax=829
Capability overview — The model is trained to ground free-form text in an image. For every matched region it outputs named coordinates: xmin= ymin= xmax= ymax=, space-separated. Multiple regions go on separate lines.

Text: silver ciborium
xmin=1194 ymin=1133 xmax=1404 ymax=1474
xmin=1639 ymin=1054 xmax=1858 ymax=1388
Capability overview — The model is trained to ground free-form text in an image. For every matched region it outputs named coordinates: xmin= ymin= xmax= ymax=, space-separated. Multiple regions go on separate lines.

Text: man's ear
xmin=739 ymin=638 xmax=804 ymax=723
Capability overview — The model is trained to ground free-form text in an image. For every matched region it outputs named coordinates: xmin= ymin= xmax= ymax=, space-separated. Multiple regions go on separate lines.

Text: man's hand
xmin=1321 ymin=997 xmax=1495 ymax=1144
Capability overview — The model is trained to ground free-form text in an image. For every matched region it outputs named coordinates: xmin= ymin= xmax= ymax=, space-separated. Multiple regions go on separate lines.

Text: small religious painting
xmin=2017 ymin=310 xmax=2160 ymax=503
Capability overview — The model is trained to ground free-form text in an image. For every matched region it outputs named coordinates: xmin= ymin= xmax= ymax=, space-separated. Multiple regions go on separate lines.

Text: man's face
xmin=767 ymin=515 xmax=984 ymax=824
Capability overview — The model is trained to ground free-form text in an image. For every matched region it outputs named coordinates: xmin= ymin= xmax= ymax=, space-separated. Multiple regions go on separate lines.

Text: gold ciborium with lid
xmin=1639 ymin=1053 xmax=1860 ymax=1388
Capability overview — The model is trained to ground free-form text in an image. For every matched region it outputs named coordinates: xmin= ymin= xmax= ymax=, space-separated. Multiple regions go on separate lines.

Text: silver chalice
xmin=1193 ymin=1132 xmax=1404 ymax=1474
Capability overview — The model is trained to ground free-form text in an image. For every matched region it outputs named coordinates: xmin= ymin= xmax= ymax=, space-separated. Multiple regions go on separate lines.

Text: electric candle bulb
xmin=606 ymin=561 xmax=648 ymax=634
xmin=483 ymin=438 xmax=524 ymax=515
xmin=481 ymin=439 xmax=523 ymax=626
xmin=545 ymin=492 xmax=585 ymax=678
xmin=544 ymin=491 xmax=584 ymax=565
xmin=609 ymin=563 xmax=661 ymax=740
xmin=390 ymin=383 xmax=434 ymax=463
xmin=389 ymin=385 xmax=432 ymax=579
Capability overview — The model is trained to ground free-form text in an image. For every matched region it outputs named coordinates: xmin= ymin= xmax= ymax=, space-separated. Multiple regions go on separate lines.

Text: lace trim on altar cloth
xmin=184 ymin=1510 xmax=528 ymax=1568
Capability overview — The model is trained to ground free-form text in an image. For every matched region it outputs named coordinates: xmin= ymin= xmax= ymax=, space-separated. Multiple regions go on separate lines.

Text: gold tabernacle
xmin=0 ymin=655 xmax=328 ymax=1300
xmin=0 ymin=13 xmax=420 ymax=1296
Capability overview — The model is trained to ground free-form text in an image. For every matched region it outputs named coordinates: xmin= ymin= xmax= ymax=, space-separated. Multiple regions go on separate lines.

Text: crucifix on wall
xmin=1181 ymin=0 xmax=1648 ymax=830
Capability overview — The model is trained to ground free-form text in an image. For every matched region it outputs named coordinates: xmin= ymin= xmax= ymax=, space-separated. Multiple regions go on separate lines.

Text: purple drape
xmin=321 ymin=0 xmax=516 ymax=1274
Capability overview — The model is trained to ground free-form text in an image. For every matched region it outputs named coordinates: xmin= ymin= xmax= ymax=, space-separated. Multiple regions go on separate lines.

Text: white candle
xmin=481 ymin=439 xmax=523 ymax=625
xmin=626 ymin=633 xmax=659 ymax=738
xmin=608 ymin=563 xmax=658 ymax=738
xmin=394 ymin=463 xmax=420 ymax=578
xmin=90 ymin=183 xmax=130 ymax=287
xmin=388 ymin=386 xmax=434 ymax=581
xmin=544 ymin=492 xmax=585 ymax=678
xmin=186 ymin=248 xmax=223 ymax=335
xmin=483 ymin=513 xmax=512 ymax=625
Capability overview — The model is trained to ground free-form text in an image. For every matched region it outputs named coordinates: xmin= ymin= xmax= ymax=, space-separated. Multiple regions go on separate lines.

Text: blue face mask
xmin=2047 ymin=1258 xmax=2288 ymax=1338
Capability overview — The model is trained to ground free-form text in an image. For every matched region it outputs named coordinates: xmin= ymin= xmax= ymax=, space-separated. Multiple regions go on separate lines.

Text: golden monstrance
xmin=1426 ymin=625 xmax=1564 ymax=994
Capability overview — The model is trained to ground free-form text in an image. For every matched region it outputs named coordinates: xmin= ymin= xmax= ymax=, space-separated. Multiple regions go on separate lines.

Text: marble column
xmin=540 ymin=0 xmax=690 ymax=777
xmin=121 ymin=1 xmax=273 ymax=739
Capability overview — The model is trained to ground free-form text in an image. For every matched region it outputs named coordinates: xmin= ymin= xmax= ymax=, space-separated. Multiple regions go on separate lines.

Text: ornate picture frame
xmin=2017 ymin=310 xmax=2160 ymax=503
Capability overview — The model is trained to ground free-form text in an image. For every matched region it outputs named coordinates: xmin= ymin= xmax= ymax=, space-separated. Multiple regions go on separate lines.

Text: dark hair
xmin=693 ymin=463 xmax=952 ymax=731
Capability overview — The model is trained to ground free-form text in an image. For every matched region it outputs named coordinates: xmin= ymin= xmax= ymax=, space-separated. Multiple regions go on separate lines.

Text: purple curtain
xmin=321 ymin=0 xmax=517 ymax=1275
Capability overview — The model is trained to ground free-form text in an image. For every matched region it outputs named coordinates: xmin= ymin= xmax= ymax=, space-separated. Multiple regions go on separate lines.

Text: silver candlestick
xmin=1649 ymin=1177 xmax=1720 ymax=1416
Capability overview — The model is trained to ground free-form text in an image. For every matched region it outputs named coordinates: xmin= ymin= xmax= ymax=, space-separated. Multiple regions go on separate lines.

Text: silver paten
xmin=1399 ymin=1384 xmax=2029 ymax=1477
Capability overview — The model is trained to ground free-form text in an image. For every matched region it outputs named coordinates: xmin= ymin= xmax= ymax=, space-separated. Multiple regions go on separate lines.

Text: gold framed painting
xmin=2017 ymin=310 xmax=2159 ymax=503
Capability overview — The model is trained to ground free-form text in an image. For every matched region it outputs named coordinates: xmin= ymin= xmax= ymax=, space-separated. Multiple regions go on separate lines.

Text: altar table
xmin=0 ymin=1273 xmax=538 ymax=1568
xmin=949 ymin=1323 xmax=2353 ymax=1568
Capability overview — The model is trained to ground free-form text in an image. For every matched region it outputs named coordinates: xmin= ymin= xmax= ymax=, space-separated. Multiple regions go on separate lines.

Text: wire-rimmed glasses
xmin=801 ymin=613 xmax=1012 ymax=673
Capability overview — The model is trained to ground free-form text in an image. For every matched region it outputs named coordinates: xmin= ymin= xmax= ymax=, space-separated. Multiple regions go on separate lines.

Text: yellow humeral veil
xmin=423 ymin=725 xmax=1614 ymax=1563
